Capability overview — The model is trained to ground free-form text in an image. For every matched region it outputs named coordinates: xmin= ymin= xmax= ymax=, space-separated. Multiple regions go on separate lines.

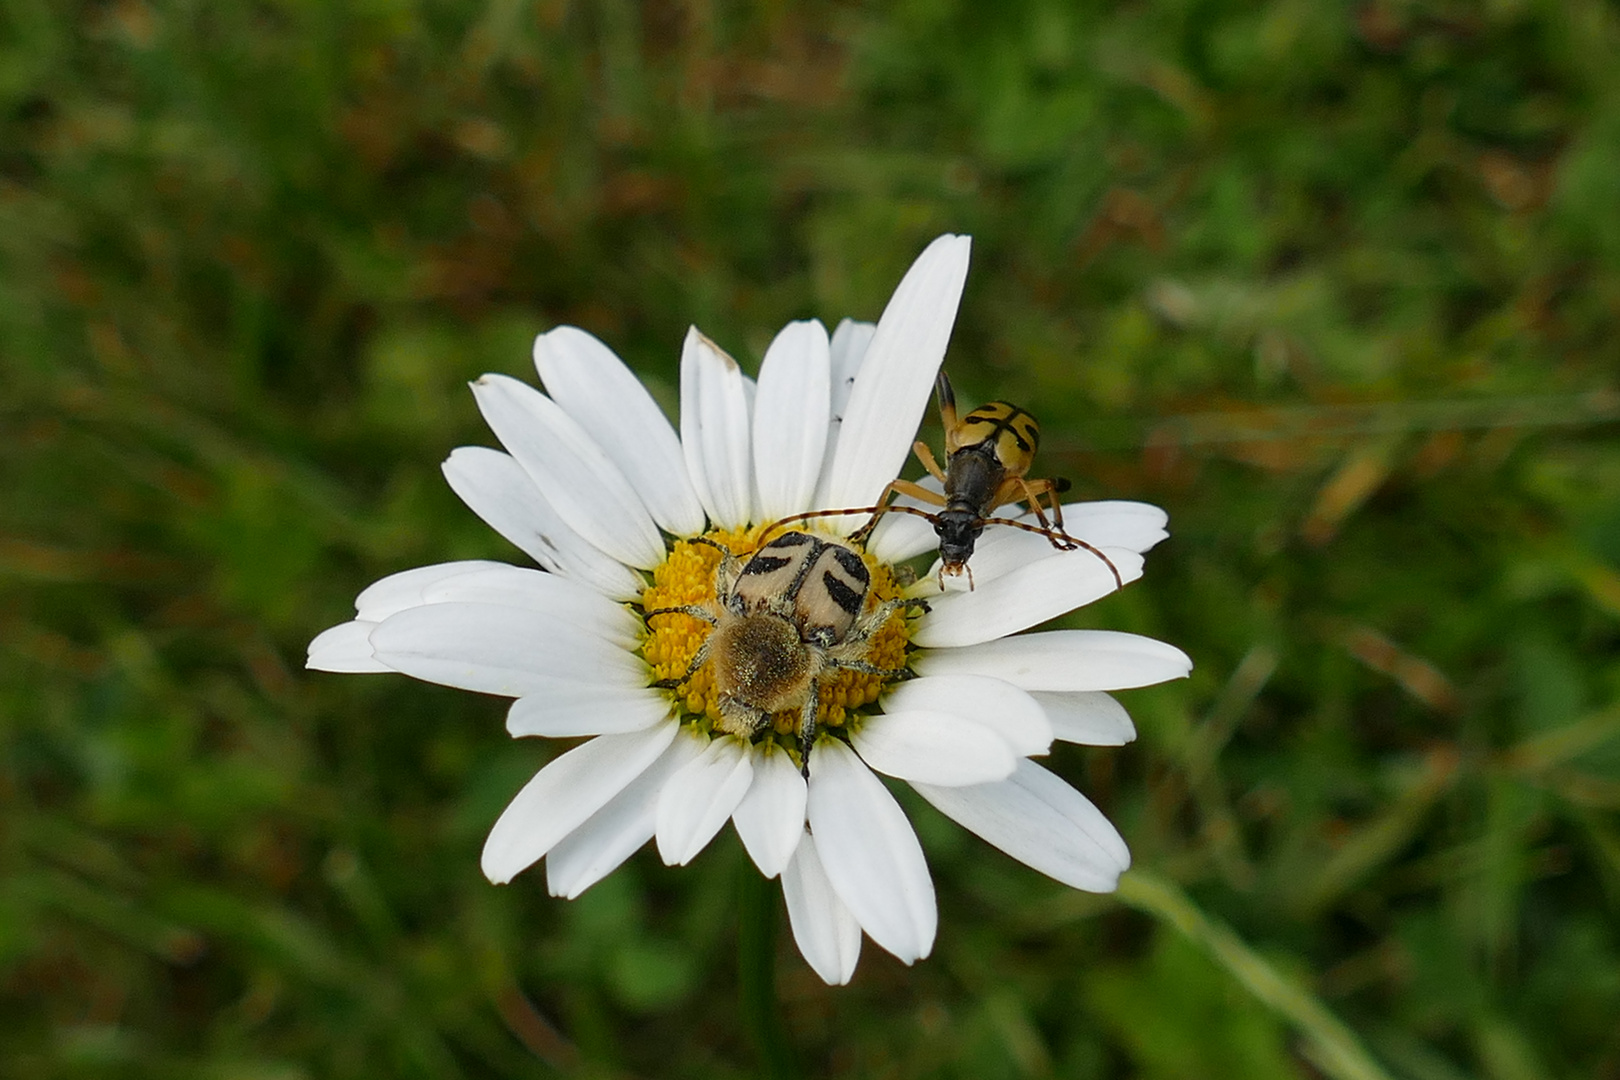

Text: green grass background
xmin=5 ymin=1 xmax=1620 ymax=1077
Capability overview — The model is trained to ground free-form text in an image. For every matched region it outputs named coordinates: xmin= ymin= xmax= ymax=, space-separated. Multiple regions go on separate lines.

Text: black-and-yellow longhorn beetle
xmin=768 ymin=372 xmax=1122 ymax=591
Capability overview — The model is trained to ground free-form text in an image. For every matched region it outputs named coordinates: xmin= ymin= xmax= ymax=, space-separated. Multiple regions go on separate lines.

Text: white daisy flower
xmin=308 ymin=234 xmax=1191 ymax=986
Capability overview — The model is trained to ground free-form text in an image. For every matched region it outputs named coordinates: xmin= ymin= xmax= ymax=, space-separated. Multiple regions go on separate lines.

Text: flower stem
xmin=1114 ymin=870 xmax=1397 ymax=1080
xmin=736 ymin=865 xmax=801 ymax=1080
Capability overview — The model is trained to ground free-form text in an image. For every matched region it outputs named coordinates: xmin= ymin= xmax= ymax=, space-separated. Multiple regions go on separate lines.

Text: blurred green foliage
xmin=4 ymin=0 xmax=1620 ymax=1076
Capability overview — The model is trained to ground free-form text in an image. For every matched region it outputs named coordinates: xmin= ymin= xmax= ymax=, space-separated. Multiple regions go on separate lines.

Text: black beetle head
xmin=933 ymin=509 xmax=984 ymax=576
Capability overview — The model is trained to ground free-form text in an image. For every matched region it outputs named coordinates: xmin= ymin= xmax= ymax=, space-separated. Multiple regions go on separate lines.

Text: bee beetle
xmin=646 ymin=531 xmax=923 ymax=776
xmin=769 ymin=372 xmax=1122 ymax=591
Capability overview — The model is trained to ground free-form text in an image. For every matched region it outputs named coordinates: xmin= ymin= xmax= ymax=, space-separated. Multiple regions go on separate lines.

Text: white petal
xmin=913 ymin=758 xmax=1130 ymax=892
xmin=1005 ymin=500 xmax=1170 ymax=554
xmin=307 ymin=620 xmax=388 ymax=672
xmin=865 ymin=474 xmax=946 ymax=564
xmin=353 ymin=561 xmax=511 ymax=620
xmin=817 ymin=318 xmax=876 ymax=490
xmin=442 ymin=447 xmax=647 ymax=601
xmin=731 ymin=745 xmax=807 ymax=877
xmin=481 ymin=722 xmax=679 ymax=884
xmin=506 ymin=682 xmax=672 ymax=737
xmin=368 ymin=603 xmax=646 ymax=696
xmin=543 ymin=727 xmax=706 ymax=899
xmin=679 ymin=329 xmax=753 ymax=530
xmin=418 ymin=564 xmax=641 ymax=647
xmin=913 ymin=630 xmax=1192 ymax=692
xmin=912 ymin=547 xmax=1144 ymax=649
xmin=820 ymin=235 xmax=972 ymax=519
xmin=883 ymin=675 xmax=1053 ymax=757
xmin=752 ymin=320 xmax=831 ymax=524
xmin=471 ymin=374 xmax=665 ymax=569
xmin=1031 ymin=691 xmax=1137 ymax=746
xmin=851 ymin=710 xmax=1016 ymax=786
xmin=654 ymin=736 xmax=754 ymax=865
xmin=828 ymin=319 xmax=875 ymax=419
xmin=782 ymin=830 xmax=862 ymax=986
xmin=533 ymin=326 xmax=707 ymax=536
xmin=806 ymin=738 xmax=936 ymax=964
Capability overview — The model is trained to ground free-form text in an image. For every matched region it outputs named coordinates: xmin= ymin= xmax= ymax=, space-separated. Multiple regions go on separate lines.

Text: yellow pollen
xmin=639 ymin=525 xmax=914 ymax=740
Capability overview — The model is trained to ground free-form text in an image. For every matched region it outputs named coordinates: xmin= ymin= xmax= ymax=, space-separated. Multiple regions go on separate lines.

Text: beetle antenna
xmin=977 ymin=517 xmax=1125 ymax=591
xmin=758 ymin=505 xmax=884 ymax=545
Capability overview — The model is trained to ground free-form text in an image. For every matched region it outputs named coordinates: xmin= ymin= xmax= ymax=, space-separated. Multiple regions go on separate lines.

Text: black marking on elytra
xmin=766 ymin=531 xmax=813 ymax=548
xmin=741 ymin=554 xmax=792 ymax=575
xmin=821 ymin=570 xmax=863 ymax=616
xmin=830 ymin=546 xmax=869 ymax=583
xmin=1011 ymin=414 xmax=1038 ymax=451
xmin=964 ymin=402 xmax=1036 ymax=453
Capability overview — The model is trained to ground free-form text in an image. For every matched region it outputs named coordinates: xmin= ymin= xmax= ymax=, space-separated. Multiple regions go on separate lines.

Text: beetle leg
xmin=683 ymin=534 xmax=746 ymax=597
xmin=987 ymin=476 xmax=1057 ymax=536
xmin=798 ymin=679 xmax=819 ymax=779
xmin=644 ymin=604 xmax=718 ymax=626
xmin=651 ymin=635 xmax=713 ymax=690
xmin=1015 ymin=477 xmax=1073 ymax=538
xmin=849 ymin=480 xmax=949 ymax=542
xmin=913 ymin=441 xmax=948 ymax=483
xmin=884 ymin=479 xmax=949 ymax=506
xmin=850 ymin=479 xmax=947 ymax=540
xmin=825 ymin=596 xmax=928 ymax=660
xmin=716 ymin=696 xmax=772 ymax=739
xmin=826 ymin=657 xmax=902 ymax=676
xmin=989 ymin=476 xmax=1083 ymax=552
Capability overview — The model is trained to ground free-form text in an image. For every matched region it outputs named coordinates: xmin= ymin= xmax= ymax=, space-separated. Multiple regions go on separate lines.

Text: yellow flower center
xmin=640 ymin=525 xmax=913 ymax=741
